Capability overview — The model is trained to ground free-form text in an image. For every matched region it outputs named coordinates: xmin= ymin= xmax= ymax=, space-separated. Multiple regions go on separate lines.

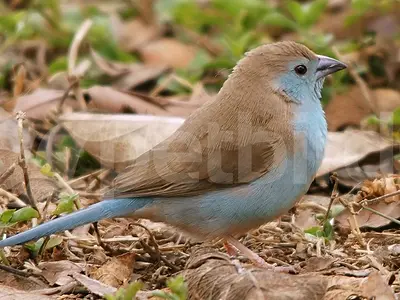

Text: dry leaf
xmin=336 ymin=176 xmax=400 ymax=229
xmin=60 ymin=113 xmax=183 ymax=170
xmin=85 ymin=86 xmax=169 ymax=115
xmin=317 ymin=129 xmax=399 ymax=178
xmin=13 ymin=88 xmax=78 ymax=120
xmin=0 ymin=107 xmax=31 ymax=152
xmin=183 ymin=247 xmax=392 ymax=300
xmin=111 ymin=16 xmax=160 ymax=52
xmin=91 ymin=49 xmax=168 ymax=90
xmin=39 ymin=260 xmax=84 ymax=286
xmin=90 ymin=252 xmax=135 ymax=288
xmin=71 ymin=273 xmax=117 ymax=297
xmin=0 ymin=284 xmax=55 ymax=300
xmin=326 ymin=87 xmax=400 ymax=131
xmin=139 ymin=38 xmax=197 ymax=69
xmin=0 ymin=150 xmax=58 ymax=202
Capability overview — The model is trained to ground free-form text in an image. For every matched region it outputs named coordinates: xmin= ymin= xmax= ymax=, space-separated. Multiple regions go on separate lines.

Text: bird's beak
xmin=316 ymin=55 xmax=347 ymax=80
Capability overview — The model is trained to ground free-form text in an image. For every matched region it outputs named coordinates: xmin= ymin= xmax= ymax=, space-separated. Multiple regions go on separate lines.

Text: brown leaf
xmin=317 ymin=129 xmax=399 ymax=178
xmin=85 ymin=86 xmax=169 ymax=115
xmin=60 ymin=113 xmax=183 ymax=170
xmin=336 ymin=176 xmax=400 ymax=229
xmin=71 ymin=273 xmax=117 ymax=297
xmin=325 ymin=86 xmax=372 ymax=131
xmin=0 ymin=150 xmax=58 ymax=202
xmin=111 ymin=16 xmax=160 ymax=52
xmin=13 ymin=88 xmax=78 ymax=120
xmin=139 ymin=38 xmax=197 ymax=69
xmin=90 ymin=252 xmax=135 ymax=288
xmin=183 ymin=247 xmax=392 ymax=300
xmin=326 ymin=87 xmax=400 ymax=131
xmin=0 ymin=108 xmax=31 ymax=152
xmin=0 ymin=284 xmax=55 ymax=300
xmin=39 ymin=260 xmax=83 ymax=286
xmin=91 ymin=49 xmax=168 ymax=90
xmin=360 ymin=271 xmax=396 ymax=300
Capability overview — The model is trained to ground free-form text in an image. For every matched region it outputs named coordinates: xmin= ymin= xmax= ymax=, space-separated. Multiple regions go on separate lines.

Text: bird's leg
xmin=223 ymin=240 xmax=239 ymax=256
xmin=225 ymin=235 xmax=296 ymax=273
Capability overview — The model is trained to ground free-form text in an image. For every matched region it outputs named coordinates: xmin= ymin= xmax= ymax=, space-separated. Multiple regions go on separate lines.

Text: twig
xmin=68 ymin=19 xmax=92 ymax=111
xmin=0 ymin=263 xmax=30 ymax=277
xmin=0 ymin=188 xmax=26 ymax=207
xmin=0 ymin=162 xmax=16 ymax=185
xmin=324 ymin=173 xmax=339 ymax=223
xmin=68 ymin=19 xmax=93 ymax=75
xmin=332 ymin=46 xmax=378 ymax=114
xmin=359 ymin=189 xmax=400 ymax=205
xmin=15 ymin=112 xmax=40 ymax=215
xmin=361 ymin=205 xmax=400 ymax=226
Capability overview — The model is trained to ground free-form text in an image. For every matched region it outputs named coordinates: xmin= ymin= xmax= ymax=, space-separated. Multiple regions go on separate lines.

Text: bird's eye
xmin=294 ymin=65 xmax=307 ymax=75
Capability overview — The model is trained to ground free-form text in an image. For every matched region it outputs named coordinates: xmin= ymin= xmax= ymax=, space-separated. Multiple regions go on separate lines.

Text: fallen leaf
xmin=90 ymin=252 xmax=136 ymax=288
xmin=139 ymin=38 xmax=197 ymax=69
xmin=0 ymin=108 xmax=31 ymax=153
xmin=325 ymin=86 xmax=372 ymax=131
xmin=359 ymin=271 xmax=396 ymax=300
xmin=91 ymin=49 xmax=168 ymax=90
xmin=71 ymin=273 xmax=117 ymax=297
xmin=317 ymin=129 xmax=400 ymax=178
xmin=60 ymin=113 xmax=183 ymax=170
xmin=13 ymin=88 xmax=78 ymax=120
xmin=0 ymin=150 xmax=58 ymax=202
xmin=85 ymin=86 xmax=169 ymax=115
xmin=336 ymin=176 xmax=400 ymax=229
xmin=39 ymin=260 xmax=84 ymax=286
xmin=302 ymin=256 xmax=338 ymax=272
xmin=111 ymin=16 xmax=160 ymax=52
xmin=0 ymin=284 xmax=55 ymax=300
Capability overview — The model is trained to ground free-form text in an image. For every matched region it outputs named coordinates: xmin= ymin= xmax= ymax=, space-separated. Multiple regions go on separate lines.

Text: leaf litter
xmin=0 ymin=0 xmax=400 ymax=299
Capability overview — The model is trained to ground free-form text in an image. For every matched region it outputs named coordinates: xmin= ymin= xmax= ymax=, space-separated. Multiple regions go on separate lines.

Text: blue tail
xmin=0 ymin=198 xmax=151 ymax=248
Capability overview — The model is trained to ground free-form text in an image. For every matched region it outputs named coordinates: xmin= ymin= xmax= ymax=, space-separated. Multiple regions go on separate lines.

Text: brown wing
xmin=104 ymin=109 xmax=287 ymax=199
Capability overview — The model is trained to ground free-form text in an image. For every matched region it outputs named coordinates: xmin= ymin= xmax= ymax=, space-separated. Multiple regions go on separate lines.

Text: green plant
xmin=104 ymin=282 xmax=143 ymax=300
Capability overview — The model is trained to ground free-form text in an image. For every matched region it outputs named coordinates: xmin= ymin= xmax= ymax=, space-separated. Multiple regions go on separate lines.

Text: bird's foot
xmin=225 ymin=236 xmax=297 ymax=274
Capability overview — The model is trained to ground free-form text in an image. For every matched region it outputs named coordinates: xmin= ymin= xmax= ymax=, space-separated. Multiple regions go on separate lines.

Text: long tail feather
xmin=0 ymin=198 xmax=150 ymax=247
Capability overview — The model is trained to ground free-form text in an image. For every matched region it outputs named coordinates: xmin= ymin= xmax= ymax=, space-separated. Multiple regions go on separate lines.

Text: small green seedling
xmin=152 ymin=275 xmax=188 ymax=300
xmin=104 ymin=281 xmax=143 ymax=300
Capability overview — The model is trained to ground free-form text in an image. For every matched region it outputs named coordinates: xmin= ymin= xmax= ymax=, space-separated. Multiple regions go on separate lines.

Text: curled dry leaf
xmin=13 ymin=88 xmax=78 ymax=121
xmin=183 ymin=247 xmax=393 ymax=300
xmin=60 ymin=113 xmax=184 ymax=170
xmin=317 ymin=129 xmax=400 ymax=180
xmin=90 ymin=252 xmax=136 ymax=288
xmin=91 ymin=49 xmax=168 ymax=90
xmin=139 ymin=38 xmax=197 ymax=69
xmin=336 ymin=176 xmax=400 ymax=229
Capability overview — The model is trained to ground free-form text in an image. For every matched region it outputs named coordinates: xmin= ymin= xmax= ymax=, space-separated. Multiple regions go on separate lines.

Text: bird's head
xmin=234 ymin=41 xmax=347 ymax=105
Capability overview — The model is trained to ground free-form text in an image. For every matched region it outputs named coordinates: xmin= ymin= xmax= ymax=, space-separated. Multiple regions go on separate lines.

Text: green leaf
xmin=323 ymin=220 xmax=334 ymax=240
xmin=52 ymin=193 xmax=77 ymax=216
xmin=10 ymin=207 xmax=39 ymax=223
xmin=286 ymin=1 xmax=306 ymax=25
xmin=262 ymin=12 xmax=296 ymax=30
xmin=40 ymin=163 xmax=55 ymax=177
xmin=303 ymin=0 xmax=328 ymax=27
xmin=392 ymin=108 xmax=400 ymax=126
xmin=104 ymin=281 xmax=143 ymax=300
xmin=1 ymin=209 xmax=16 ymax=224
xmin=24 ymin=236 xmax=63 ymax=254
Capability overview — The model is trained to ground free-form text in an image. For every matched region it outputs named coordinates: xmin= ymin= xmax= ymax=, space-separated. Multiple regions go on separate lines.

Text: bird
xmin=0 ymin=41 xmax=346 ymax=268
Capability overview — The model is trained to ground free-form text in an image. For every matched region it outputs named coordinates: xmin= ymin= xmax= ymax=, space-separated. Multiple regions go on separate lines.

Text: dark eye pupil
xmin=295 ymin=65 xmax=307 ymax=75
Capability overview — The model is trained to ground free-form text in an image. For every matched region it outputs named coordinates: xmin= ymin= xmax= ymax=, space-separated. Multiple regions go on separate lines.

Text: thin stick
xmin=360 ymin=189 xmax=400 ymax=205
xmin=0 ymin=162 xmax=16 ymax=185
xmin=0 ymin=263 xmax=30 ymax=277
xmin=0 ymin=188 xmax=26 ymax=207
xmin=324 ymin=173 xmax=339 ymax=223
xmin=15 ymin=111 xmax=40 ymax=215
xmin=361 ymin=205 xmax=400 ymax=226
xmin=68 ymin=19 xmax=92 ymax=111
